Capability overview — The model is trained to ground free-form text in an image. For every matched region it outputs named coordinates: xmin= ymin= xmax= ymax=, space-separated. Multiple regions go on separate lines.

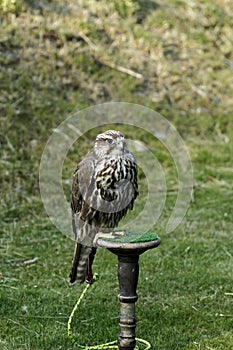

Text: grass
xmin=0 ymin=0 xmax=233 ymax=349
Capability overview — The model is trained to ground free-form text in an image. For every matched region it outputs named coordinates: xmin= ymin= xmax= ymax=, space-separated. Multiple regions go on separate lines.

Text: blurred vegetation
xmin=0 ymin=1 xmax=232 ymax=349
xmin=0 ymin=0 xmax=23 ymax=14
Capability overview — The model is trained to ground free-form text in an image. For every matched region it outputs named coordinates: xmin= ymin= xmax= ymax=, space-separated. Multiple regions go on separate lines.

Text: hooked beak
xmin=116 ymin=139 xmax=126 ymax=152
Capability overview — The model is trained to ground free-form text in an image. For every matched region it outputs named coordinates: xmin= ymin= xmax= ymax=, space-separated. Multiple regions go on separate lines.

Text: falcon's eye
xmin=106 ymin=138 xmax=113 ymax=144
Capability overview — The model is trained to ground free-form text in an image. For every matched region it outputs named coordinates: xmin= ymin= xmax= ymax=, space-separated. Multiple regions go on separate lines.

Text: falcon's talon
xmin=85 ymin=278 xmax=94 ymax=284
xmin=85 ymin=272 xmax=98 ymax=284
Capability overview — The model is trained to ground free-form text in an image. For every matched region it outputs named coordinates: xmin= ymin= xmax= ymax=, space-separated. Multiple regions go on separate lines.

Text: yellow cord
xmin=67 ymin=274 xmax=151 ymax=349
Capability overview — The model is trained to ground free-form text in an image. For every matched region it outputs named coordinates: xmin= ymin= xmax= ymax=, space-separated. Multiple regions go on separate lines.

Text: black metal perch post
xmin=97 ymin=231 xmax=161 ymax=350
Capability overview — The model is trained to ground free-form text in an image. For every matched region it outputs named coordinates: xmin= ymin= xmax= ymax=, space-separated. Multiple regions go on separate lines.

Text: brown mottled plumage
xmin=69 ymin=130 xmax=138 ymax=284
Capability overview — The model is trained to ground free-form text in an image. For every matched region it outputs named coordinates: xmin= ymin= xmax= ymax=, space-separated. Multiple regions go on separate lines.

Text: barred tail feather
xmin=69 ymin=242 xmax=91 ymax=283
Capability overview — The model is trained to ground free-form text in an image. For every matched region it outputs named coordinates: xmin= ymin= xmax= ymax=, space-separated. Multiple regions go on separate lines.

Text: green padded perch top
xmin=95 ymin=230 xmax=160 ymax=251
xmin=103 ymin=231 xmax=159 ymax=243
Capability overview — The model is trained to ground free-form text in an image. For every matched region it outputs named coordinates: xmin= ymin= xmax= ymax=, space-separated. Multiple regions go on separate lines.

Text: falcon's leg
xmin=85 ymin=247 xmax=97 ymax=284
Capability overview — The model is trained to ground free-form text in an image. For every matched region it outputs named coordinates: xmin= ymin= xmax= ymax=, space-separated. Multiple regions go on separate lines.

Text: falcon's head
xmin=94 ymin=130 xmax=126 ymax=158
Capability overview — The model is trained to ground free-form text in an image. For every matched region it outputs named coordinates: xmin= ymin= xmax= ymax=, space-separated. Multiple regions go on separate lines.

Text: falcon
xmin=69 ymin=130 xmax=138 ymax=284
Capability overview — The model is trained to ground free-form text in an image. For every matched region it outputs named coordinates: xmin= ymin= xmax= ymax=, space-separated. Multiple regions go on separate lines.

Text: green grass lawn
xmin=1 ymin=1 xmax=233 ymax=349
